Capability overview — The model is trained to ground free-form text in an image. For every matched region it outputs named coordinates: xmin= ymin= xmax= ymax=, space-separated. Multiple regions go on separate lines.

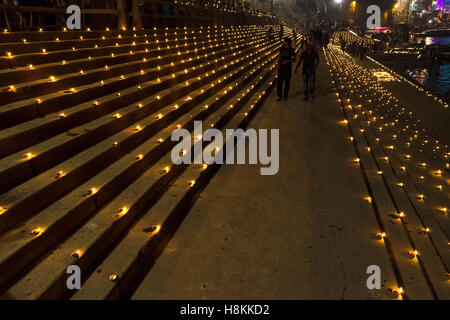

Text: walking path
xmin=131 ymin=52 xmax=403 ymax=300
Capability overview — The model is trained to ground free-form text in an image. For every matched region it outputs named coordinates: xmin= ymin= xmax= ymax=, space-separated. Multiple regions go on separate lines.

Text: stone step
xmin=1 ymin=54 xmax=276 ymax=300
xmin=0 ymin=28 xmax=241 ymax=86
xmin=0 ymin=33 xmax=280 ymax=293
xmin=0 ymin=27 xmax=214 ymax=70
xmin=325 ymin=47 xmax=450 ymax=300
xmin=0 ymin=27 xmax=207 ymax=56
xmin=72 ymin=72 xmax=275 ymax=300
xmin=0 ymin=33 xmax=277 ymax=200
xmin=0 ymin=27 xmax=202 ymax=44
xmin=0 ymin=29 xmax=265 ymax=129
xmin=0 ymin=28 xmax=258 ymax=103
xmin=0 ymin=30 xmax=266 ymax=156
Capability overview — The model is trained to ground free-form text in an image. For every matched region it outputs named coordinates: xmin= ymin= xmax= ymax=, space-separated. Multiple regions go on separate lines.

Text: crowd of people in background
xmin=334 ymin=27 xmax=448 ymax=70
xmin=339 ymin=36 xmax=369 ymax=60
xmin=298 ymin=27 xmax=330 ymax=50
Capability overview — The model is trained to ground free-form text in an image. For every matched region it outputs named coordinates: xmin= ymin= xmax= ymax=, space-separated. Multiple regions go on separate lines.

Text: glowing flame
xmin=71 ymin=250 xmax=82 ymax=258
xmin=116 ymin=207 xmax=128 ymax=217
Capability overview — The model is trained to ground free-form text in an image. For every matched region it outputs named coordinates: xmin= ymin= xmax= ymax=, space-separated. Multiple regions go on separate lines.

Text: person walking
xmin=300 ymin=37 xmax=307 ymax=50
xmin=279 ymin=24 xmax=284 ymax=41
xmin=295 ymin=41 xmax=319 ymax=100
xmin=293 ymin=28 xmax=297 ymax=47
xmin=323 ymin=32 xmax=330 ymax=50
xmin=313 ymin=28 xmax=323 ymax=49
xmin=277 ymin=37 xmax=296 ymax=101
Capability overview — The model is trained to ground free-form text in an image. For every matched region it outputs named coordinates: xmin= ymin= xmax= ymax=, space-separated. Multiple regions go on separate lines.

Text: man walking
xmin=277 ymin=37 xmax=296 ymax=101
xmin=295 ymin=41 xmax=319 ymax=100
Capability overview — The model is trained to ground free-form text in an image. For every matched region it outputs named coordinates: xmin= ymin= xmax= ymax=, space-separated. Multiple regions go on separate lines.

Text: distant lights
xmin=162 ymin=167 xmax=170 ymax=174
xmin=24 ymin=152 xmax=34 ymax=160
xmin=392 ymin=287 xmax=404 ymax=296
xmin=31 ymin=227 xmax=43 ymax=236
xmin=55 ymin=170 xmax=65 ymax=179
xmin=376 ymin=232 xmax=386 ymax=240
xmin=109 ymin=274 xmax=118 ymax=281
xmin=71 ymin=250 xmax=82 ymax=258
xmin=150 ymin=224 xmax=161 ymax=235
xmin=86 ymin=188 xmax=98 ymax=196
xmin=116 ymin=207 xmax=128 ymax=217
xmin=396 ymin=212 xmax=405 ymax=218
xmin=408 ymin=250 xmax=419 ymax=258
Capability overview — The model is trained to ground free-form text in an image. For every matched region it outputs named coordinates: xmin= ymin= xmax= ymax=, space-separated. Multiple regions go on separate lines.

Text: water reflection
xmin=424 ymin=36 xmax=450 ymax=46
xmin=407 ymin=64 xmax=450 ymax=98
xmin=406 ymin=35 xmax=450 ymax=99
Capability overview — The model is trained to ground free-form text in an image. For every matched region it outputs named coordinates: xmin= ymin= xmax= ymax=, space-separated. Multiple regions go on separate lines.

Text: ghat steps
xmin=0 ymin=25 xmax=299 ymax=299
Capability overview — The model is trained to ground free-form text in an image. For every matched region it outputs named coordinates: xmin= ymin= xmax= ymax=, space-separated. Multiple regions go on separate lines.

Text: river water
xmin=406 ymin=36 xmax=450 ymax=99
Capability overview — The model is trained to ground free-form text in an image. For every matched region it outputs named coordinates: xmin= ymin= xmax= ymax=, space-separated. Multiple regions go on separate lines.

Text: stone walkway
xmin=131 ymin=55 xmax=404 ymax=300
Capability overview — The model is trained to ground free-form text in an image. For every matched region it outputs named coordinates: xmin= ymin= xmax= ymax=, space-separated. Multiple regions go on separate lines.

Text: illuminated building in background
xmin=431 ymin=0 xmax=445 ymax=11
xmin=445 ymin=0 xmax=450 ymax=13
xmin=392 ymin=0 xmax=411 ymax=24
xmin=436 ymin=0 xmax=450 ymax=13
xmin=344 ymin=0 xmax=395 ymax=26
